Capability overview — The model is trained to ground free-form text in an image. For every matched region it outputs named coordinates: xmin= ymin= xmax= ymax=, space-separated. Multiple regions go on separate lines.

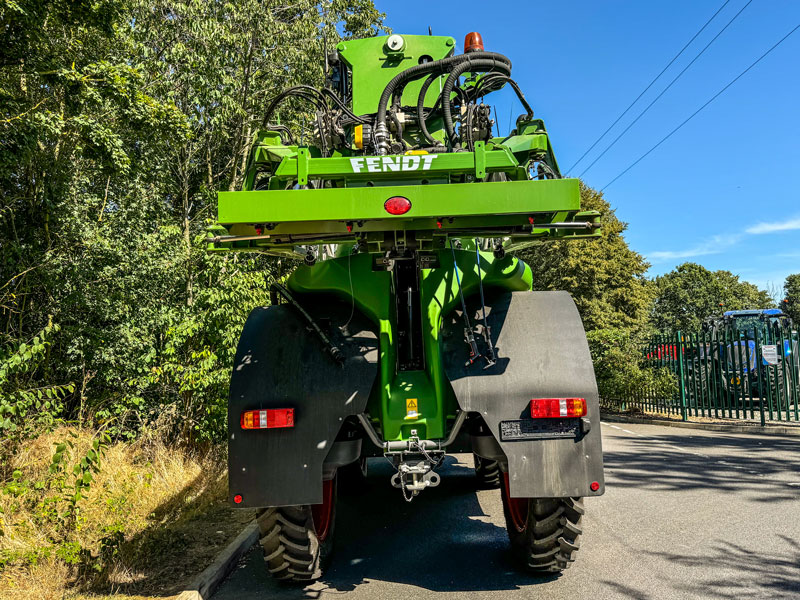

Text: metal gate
xmin=601 ymin=322 xmax=800 ymax=425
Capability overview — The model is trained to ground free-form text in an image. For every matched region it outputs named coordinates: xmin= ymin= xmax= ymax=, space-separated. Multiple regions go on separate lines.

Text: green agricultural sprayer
xmin=209 ymin=32 xmax=605 ymax=581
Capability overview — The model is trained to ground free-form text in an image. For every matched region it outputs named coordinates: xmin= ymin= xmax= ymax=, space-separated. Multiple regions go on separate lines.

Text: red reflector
xmin=384 ymin=196 xmax=411 ymax=215
xmin=233 ymin=494 xmax=243 ymax=504
xmin=590 ymin=481 xmax=600 ymax=492
xmin=530 ymin=398 xmax=587 ymax=419
xmin=241 ymin=408 xmax=294 ymax=429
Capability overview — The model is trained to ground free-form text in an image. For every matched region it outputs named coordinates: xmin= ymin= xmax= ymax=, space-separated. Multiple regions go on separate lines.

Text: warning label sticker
xmin=406 ymin=398 xmax=419 ymax=419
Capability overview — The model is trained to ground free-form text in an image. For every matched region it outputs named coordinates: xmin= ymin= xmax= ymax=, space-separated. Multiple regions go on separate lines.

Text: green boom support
xmin=210 ymin=33 xmax=600 ymax=443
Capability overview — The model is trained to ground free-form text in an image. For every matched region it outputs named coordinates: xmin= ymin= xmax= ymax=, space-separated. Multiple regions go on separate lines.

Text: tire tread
xmin=502 ymin=487 xmax=584 ymax=574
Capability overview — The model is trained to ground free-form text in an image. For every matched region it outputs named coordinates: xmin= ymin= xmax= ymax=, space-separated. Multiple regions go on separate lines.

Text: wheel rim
xmin=502 ymin=473 xmax=529 ymax=533
xmin=311 ymin=478 xmax=335 ymax=542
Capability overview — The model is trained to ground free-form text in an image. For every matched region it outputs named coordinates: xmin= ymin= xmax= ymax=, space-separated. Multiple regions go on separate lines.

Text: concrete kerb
xmin=176 ymin=521 xmax=259 ymax=600
xmin=601 ymin=412 xmax=800 ymax=436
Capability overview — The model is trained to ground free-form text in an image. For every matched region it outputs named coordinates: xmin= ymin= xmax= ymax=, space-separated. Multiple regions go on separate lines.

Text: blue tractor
xmin=703 ymin=309 xmax=796 ymax=406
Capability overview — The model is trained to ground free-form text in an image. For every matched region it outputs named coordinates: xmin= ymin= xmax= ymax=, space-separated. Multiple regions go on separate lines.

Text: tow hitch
xmin=358 ymin=412 xmax=465 ymax=502
xmin=385 ymin=432 xmax=444 ymax=501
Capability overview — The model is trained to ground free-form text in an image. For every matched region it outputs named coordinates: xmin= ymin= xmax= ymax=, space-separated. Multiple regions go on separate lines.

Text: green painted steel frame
xmin=336 ymin=35 xmax=455 ymax=117
xmin=218 ymin=178 xmax=580 ymax=225
xmin=288 ymin=244 xmax=532 ymax=440
xmin=213 ymin=32 xmax=604 ymax=444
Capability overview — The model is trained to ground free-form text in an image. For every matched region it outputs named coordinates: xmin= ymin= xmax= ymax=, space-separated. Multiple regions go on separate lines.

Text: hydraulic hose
xmin=375 ymin=51 xmax=511 ymax=154
xmin=261 ymin=85 xmax=327 ymax=127
xmin=416 ymin=73 xmax=442 ymax=146
xmin=472 ymin=73 xmax=533 ymax=119
xmin=441 ymin=59 xmax=511 ymax=145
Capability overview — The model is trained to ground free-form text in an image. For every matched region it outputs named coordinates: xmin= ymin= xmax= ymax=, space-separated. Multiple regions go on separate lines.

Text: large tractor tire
xmin=256 ymin=476 xmax=337 ymax=582
xmin=500 ymin=474 xmax=583 ymax=573
xmin=473 ymin=454 xmax=501 ymax=489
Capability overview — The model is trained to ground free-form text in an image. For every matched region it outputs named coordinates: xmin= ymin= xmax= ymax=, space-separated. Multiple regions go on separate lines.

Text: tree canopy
xmin=650 ymin=262 xmax=775 ymax=332
xmin=784 ymin=273 xmax=800 ymax=325
xmin=1 ymin=0 xmax=386 ymax=441
xmin=517 ymin=184 xmax=653 ymax=332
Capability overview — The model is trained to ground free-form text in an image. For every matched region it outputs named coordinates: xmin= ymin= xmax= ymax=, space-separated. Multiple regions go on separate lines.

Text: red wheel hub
xmin=311 ymin=478 xmax=335 ymax=542
xmin=503 ymin=473 xmax=529 ymax=533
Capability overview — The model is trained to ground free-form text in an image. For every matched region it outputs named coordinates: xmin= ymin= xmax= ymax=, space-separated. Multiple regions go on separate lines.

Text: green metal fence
xmin=601 ymin=322 xmax=800 ymax=425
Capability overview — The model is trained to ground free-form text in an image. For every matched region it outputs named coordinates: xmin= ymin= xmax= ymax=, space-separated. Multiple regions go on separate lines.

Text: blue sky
xmin=373 ymin=0 xmax=800 ymax=297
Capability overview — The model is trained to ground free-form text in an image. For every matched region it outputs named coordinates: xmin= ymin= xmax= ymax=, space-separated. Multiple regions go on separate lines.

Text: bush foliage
xmin=1 ymin=0 xmax=386 ymax=445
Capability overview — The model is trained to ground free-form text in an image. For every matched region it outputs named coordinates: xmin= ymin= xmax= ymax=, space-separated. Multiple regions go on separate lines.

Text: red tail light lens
xmin=384 ymin=196 xmax=411 ymax=215
xmin=530 ymin=398 xmax=586 ymax=419
xmin=241 ymin=408 xmax=294 ymax=429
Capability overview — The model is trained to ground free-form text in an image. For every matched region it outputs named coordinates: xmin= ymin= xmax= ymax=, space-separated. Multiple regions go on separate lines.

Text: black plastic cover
xmin=443 ymin=291 xmax=605 ymax=498
xmin=228 ymin=300 xmax=378 ymax=507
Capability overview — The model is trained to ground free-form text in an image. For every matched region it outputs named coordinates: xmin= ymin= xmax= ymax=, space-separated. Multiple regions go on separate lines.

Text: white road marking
xmin=601 ymin=422 xmax=645 ymax=436
xmin=665 ymin=444 xmax=710 ymax=458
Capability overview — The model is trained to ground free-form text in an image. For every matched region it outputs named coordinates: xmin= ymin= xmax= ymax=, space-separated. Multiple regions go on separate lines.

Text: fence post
xmin=677 ymin=330 xmax=688 ymax=421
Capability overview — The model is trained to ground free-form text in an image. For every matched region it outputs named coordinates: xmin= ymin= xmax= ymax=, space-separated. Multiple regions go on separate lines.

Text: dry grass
xmin=0 ymin=428 xmax=253 ymax=600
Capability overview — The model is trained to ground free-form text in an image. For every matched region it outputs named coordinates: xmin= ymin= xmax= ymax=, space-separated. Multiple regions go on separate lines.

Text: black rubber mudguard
xmin=228 ymin=300 xmax=378 ymax=508
xmin=443 ymin=291 xmax=605 ymax=498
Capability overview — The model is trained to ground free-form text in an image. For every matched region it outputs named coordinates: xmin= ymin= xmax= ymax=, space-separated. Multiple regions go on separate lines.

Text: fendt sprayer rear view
xmin=209 ymin=32 xmax=605 ymax=582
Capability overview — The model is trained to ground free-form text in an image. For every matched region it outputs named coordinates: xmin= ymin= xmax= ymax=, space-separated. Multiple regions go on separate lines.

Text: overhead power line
xmin=601 ymin=22 xmax=800 ymax=191
xmin=566 ymin=0 xmax=731 ymax=174
xmin=578 ymin=0 xmax=754 ymax=179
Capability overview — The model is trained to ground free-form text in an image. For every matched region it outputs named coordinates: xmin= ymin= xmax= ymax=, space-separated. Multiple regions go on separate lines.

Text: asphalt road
xmin=213 ymin=422 xmax=800 ymax=600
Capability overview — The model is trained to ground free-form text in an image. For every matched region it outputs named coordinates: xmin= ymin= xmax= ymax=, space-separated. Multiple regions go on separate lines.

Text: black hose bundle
xmin=374 ymin=51 xmax=511 ymax=154
xmin=416 ymin=73 xmax=443 ymax=147
xmin=440 ymin=58 xmax=511 ymax=145
xmin=470 ymin=73 xmax=533 ymax=119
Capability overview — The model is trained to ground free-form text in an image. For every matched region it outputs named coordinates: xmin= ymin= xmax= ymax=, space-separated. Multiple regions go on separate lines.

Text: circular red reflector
xmin=233 ymin=494 xmax=243 ymax=504
xmin=384 ymin=196 xmax=411 ymax=215
xmin=590 ymin=481 xmax=600 ymax=492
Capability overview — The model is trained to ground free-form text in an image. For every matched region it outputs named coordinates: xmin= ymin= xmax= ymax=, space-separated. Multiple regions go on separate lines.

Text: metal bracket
xmin=356 ymin=410 xmax=466 ymax=450
xmin=297 ymin=147 xmax=310 ymax=186
xmin=473 ymin=141 xmax=486 ymax=179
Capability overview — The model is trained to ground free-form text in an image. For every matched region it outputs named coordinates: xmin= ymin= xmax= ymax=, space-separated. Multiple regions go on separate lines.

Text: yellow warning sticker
xmin=405 ymin=398 xmax=419 ymax=419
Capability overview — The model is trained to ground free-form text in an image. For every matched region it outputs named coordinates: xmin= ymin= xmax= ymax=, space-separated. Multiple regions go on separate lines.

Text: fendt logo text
xmin=349 ymin=155 xmax=438 ymax=173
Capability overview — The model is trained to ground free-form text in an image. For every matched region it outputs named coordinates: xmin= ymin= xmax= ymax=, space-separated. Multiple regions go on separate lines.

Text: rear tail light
xmin=530 ymin=398 xmax=586 ymax=419
xmin=384 ymin=196 xmax=411 ymax=215
xmin=241 ymin=408 xmax=294 ymax=429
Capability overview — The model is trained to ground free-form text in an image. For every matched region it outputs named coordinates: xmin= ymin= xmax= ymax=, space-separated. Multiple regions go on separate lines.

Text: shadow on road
xmin=603 ymin=431 xmax=800 ymax=502
xmin=218 ymin=456 xmax=560 ymax=598
xmin=596 ymin=535 xmax=800 ymax=600
xmin=644 ymin=537 xmax=800 ymax=599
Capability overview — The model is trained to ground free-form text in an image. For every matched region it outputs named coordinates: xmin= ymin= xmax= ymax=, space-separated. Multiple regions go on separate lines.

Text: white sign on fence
xmin=761 ymin=344 xmax=779 ymax=365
